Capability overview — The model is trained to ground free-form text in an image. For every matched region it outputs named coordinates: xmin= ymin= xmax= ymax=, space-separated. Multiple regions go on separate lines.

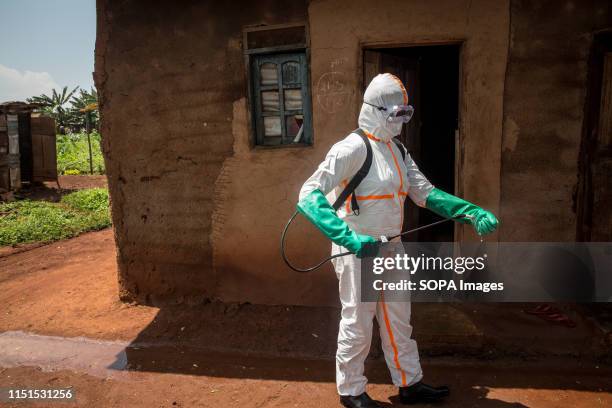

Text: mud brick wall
xmin=96 ymin=0 xmax=510 ymax=306
xmin=96 ymin=0 xmax=611 ymax=306
xmin=95 ymin=0 xmax=308 ymax=304
xmin=500 ymin=0 xmax=612 ymax=241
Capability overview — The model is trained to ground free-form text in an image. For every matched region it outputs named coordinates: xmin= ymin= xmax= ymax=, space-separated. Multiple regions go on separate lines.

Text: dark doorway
xmin=576 ymin=32 xmax=612 ymax=242
xmin=363 ymin=45 xmax=460 ymax=241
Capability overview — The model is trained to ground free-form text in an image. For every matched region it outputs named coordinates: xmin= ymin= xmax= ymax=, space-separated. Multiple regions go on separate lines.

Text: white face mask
xmin=358 ymin=74 xmax=409 ymax=142
xmin=367 ymin=111 xmax=404 ymax=141
xmin=387 ymin=121 xmax=404 ymax=136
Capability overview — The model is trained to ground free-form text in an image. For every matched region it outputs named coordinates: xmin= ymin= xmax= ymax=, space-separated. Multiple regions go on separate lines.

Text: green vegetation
xmin=0 ymin=188 xmax=111 ymax=246
xmin=28 ymin=86 xmax=99 ymax=133
xmin=57 ymin=131 xmax=105 ymax=175
xmin=27 ymin=86 xmax=79 ymax=130
xmin=28 ymin=87 xmax=104 ymax=174
xmin=60 ymin=188 xmax=109 ymax=212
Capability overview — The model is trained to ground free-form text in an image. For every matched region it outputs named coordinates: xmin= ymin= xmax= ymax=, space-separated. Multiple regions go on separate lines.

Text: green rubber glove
xmin=425 ymin=188 xmax=499 ymax=235
xmin=297 ymin=189 xmax=376 ymax=258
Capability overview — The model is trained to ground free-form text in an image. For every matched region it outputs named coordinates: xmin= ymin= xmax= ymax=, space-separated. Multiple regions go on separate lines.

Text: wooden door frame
xmin=576 ymin=31 xmax=612 ymax=241
xmin=359 ymin=41 xmax=465 ymax=241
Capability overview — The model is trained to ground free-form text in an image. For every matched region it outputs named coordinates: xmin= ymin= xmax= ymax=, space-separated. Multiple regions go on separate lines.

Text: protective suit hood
xmin=358 ymin=73 xmax=409 ymax=142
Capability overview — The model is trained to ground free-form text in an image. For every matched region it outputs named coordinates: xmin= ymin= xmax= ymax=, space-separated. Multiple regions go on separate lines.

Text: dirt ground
xmin=1 ymin=359 xmax=611 ymax=408
xmin=16 ymin=175 xmax=108 ymax=202
xmin=0 ymin=227 xmax=611 ymax=407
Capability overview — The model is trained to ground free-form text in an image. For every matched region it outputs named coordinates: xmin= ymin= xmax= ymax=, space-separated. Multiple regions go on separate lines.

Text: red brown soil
xmin=1 ymin=358 xmax=611 ymax=407
xmin=1 ymin=229 xmax=611 ymax=407
xmin=58 ymin=174 xmax=108 ymax=189
xmin=0 ymin=229 xmax=154 ymax=341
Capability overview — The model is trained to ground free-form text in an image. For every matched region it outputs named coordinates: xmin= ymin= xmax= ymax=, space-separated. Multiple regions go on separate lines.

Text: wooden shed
xmin=0 ymin=102 xmax=57 ymax=193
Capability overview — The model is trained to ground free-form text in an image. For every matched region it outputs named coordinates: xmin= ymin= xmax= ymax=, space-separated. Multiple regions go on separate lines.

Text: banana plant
xmin=68 ymin=88 xmax=99 ymax=130
xmin=27 ymin=86 xmax=79 ymax=133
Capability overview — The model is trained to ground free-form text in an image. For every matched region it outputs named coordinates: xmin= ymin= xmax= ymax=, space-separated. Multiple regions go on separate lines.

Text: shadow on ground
xmin=10 ymin=175 xmax=108 ymax=202
xmin=103 ymin=301 xmax=611 ymax=406
xmin=14 ymin=183 xmax=76 ymax=202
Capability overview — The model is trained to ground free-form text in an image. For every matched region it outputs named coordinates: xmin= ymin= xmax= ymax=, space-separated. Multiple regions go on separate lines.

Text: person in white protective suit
xmin=296 ymin=73 xmax=499 ymax=407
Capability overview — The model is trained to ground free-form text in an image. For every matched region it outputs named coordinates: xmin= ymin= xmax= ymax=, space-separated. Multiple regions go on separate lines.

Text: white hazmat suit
xmin=299 ymin=74 xmax=434 ymax=396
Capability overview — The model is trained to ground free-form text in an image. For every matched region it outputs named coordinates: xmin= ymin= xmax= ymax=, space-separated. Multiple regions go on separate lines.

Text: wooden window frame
xmin=243 ymin=24 xmax=312 ymax=148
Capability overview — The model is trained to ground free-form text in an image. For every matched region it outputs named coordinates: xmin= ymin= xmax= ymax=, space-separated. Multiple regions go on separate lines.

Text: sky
xmin=0 ymin=0 xmax=96 ymax=101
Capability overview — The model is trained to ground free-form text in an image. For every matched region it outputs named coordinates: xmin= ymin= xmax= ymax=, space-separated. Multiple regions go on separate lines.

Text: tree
xmin=27 ymin=86 xmax=79 ymax=133
xmin=68 ymin=88 xmax=99 ymax=130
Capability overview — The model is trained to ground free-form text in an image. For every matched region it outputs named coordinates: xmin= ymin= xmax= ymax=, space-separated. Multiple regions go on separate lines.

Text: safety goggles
xmin=364 ymin=101 xmax=415 ymax=123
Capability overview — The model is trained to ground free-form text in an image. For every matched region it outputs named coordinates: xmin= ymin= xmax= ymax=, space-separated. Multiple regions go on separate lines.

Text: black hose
xmin=281 ymin=211 xmax=468 ymax=273
xmin=386 ymin=215 xmax=466 ymax=240
xmin=281 ymin=210 xmax=351 ymax=273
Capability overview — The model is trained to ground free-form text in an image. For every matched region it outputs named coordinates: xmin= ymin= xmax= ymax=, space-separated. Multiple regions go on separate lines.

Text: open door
xmin=363 ymin=45 xmax=460 ymax=242
xmin=577 ymin=32 xmax=612 ymax=242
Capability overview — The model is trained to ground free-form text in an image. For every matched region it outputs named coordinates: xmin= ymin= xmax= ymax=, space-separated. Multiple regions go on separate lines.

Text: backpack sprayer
xmin=280 ymin=128 xmax=474 ymax=273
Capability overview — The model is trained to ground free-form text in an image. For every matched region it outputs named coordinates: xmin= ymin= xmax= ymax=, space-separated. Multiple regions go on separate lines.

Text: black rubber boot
xmin=399 ymin=381 xmax=450 ymax=404
xmin=340 ymin=392 xmax=382 ymax=408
